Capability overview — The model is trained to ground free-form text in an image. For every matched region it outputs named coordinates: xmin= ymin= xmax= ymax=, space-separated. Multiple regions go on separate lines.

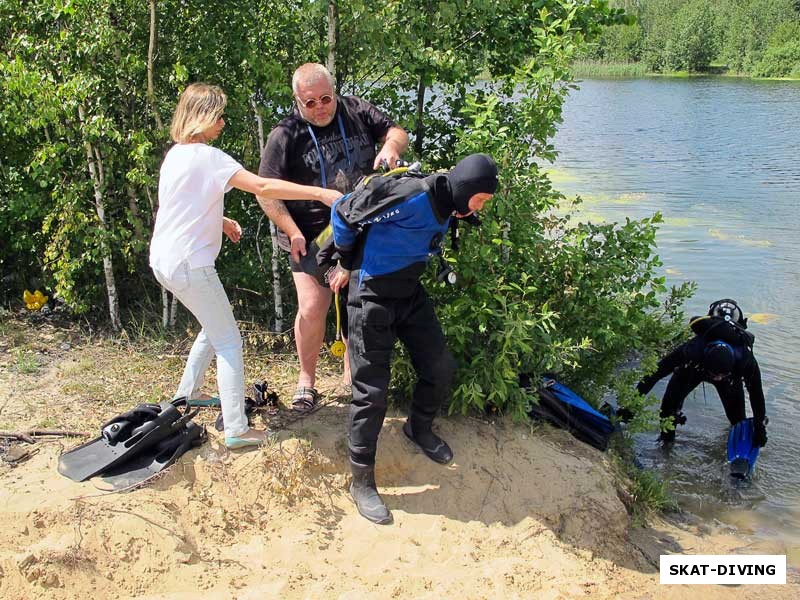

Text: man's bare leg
xmin=291 ymin=271 xmax=332 ymax=389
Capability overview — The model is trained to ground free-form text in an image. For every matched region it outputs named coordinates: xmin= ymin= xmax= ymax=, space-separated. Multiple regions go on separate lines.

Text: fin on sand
xmin=522 ymin=375 xmax=616 ymax=452
xmin=94 ymin=421 xmax=206 ymax=491
xmin=58 ymin=398 xmax=198 ymax=482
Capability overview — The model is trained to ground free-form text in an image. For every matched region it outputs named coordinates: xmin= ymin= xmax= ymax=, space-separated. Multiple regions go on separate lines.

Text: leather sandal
xmin=291 ymin=387 xmax=320 ymax=413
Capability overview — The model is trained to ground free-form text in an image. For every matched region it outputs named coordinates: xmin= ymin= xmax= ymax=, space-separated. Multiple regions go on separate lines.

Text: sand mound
xmin=1 ymin=404 xmax=797 ymax=599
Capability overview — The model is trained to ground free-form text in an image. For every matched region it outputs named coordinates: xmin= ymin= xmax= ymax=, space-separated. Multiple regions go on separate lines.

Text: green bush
xmin=753 ymin=39 xmax=800 ymax=77
xmin=716 ymin=0 xmax=798 ymax=74
xmin=398 ymin=57 xmax=692 ymax=422
xmin=642 ymin=0 xmax=720 ymax=72
xmin=585 ymin=0 xmax=800 ymax=77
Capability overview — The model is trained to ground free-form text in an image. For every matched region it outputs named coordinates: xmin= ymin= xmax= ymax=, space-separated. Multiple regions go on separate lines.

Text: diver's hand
xmin=290 ymin=233 xmax=307 ymax=263
xmin=373 ymin=144 xmax=400 ymax=171
xmin=329 ymin=266 xmax=350 ymax=294
xmin=754 ymin=421 xmax=768 ymax=447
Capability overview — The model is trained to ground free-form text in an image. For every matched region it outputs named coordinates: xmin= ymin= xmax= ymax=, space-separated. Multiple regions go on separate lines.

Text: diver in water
xmin=636 ymin=299 xmax=768 ymax=446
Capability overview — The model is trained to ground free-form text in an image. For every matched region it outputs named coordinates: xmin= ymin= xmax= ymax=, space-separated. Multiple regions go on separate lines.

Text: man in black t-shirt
xmin=257 ymin=63 xmax=408 ymax=412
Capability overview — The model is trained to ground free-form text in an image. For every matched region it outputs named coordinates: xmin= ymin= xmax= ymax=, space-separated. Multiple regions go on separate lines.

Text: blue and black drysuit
xmin=331 ymin=175 xmax=457 ymax=464
xmin=637 ymin=316 xmax=767 ymax=444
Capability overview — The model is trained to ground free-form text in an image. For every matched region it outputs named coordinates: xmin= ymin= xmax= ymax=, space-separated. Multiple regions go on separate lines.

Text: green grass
xmin=0 ymin=323 xmax=28 ymax=348
xmin=571 ymin=60 xmax=800 ymax=80
xmin=608 ymin=434 xmax=679 ymax=525
xmin=572 ymin=60 xmax=650 ymax=78
xmin=629 ymin=468 xmax=678 ymax=523
xmin=36 ymin=416 xmax=60 ymax=429
xmin=60 ymin=358 xmax=95 ymax=377
xmin=60 ymin=381 xmax=107 ymax=397
xmin=13 ymin=348 xmax=40 ymax=374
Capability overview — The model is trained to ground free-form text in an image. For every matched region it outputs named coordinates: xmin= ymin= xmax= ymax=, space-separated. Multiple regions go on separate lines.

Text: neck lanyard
xmin=306 ymin=112 xmax=351 ymax=188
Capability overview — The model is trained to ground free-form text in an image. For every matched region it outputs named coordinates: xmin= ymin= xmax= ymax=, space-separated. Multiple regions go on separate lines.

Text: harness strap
xmin=307 ymin=113 xmax=351 ymax=189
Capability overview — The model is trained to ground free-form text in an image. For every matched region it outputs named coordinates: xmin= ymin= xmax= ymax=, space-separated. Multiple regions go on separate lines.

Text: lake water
xmin=550 ymin=77 xmax=800 ymax=562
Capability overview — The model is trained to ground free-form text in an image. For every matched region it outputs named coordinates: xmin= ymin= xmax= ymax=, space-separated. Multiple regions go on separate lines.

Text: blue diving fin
xmin=727 ymin=418 xmax=759 ymax=480
xmin=528 ymin=377 xmax=615 ymax=452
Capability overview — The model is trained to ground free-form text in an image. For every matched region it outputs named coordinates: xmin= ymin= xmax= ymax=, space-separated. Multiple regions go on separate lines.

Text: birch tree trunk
xmin=147 ymin=0 xmax=164 ymax=132
xmin=327 ymin=0 xmax=338 ymax=81
xmin=78 ymin=104 xmax=122 ymax=332
xmin=252 ymin=99 xmax=284 ymax=332
xmin=414 ymin=72 xmax=426 ymax=155
xmin=147 ymin=0 xmax=172 ymax=328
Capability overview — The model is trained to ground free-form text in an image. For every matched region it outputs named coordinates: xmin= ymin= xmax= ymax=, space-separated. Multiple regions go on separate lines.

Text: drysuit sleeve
xmin=637 ymin=343 xmax=688 ymax=396
xmin=744 ymin=357 xmax=767 ymax=424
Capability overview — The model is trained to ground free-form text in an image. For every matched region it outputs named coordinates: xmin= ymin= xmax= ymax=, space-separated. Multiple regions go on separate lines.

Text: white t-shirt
xmin=149 ymin=143 xmax=243 ymax=277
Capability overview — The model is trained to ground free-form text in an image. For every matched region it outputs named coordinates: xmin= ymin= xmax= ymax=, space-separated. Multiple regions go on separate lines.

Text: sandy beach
xmin=1 ymin=317 xmax=797 ymax=599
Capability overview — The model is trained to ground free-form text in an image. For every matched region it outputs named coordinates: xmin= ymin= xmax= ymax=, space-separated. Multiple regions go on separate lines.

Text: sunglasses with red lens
xmin=296 ymin=94 xmax=334 ymax=109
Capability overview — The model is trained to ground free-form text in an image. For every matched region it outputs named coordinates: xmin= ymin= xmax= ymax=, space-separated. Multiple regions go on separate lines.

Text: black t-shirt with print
xmin=258 ymin=95 xmax=396 ymax=249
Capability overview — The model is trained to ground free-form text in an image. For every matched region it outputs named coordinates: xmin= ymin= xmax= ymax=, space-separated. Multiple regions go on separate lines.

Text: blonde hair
xmin=292 ymin=63 xmax=335 ymax=94
xmin=170 ymin=83 xmax=227 ymax=143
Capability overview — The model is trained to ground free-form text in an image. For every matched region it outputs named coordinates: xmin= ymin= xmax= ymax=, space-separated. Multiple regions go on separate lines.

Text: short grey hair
xmin=292 ymin=63 xmax=336 ymax=94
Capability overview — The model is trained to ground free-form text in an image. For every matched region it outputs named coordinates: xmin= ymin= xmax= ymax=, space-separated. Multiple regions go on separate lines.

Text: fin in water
xmin=58 ymin=398 xmax=192 ymax=482
xmin=727 ymin=418 xmax=760 ymax=480
xmin=523 ymin=375 xmax=615 ymax=452
xmin=95 ymin=421 xmax=206 ymax=491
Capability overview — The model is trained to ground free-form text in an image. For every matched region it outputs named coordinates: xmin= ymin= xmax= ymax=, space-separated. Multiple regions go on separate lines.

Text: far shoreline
xmin=571 ymin=59 xmax=800 ymax=82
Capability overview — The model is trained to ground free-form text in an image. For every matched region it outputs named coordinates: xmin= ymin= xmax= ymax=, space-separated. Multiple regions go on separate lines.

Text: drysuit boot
xmin=403 ymin=418 xmax=453 ymax=464
xmin=658 ymin=428 xmax=676 ymax=444
xmin=349 ymin=460 xmax=392 ymax=525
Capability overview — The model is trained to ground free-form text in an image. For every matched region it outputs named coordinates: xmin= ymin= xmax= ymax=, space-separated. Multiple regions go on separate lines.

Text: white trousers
xmin=153 ymin=262 xmax=248 ymax=437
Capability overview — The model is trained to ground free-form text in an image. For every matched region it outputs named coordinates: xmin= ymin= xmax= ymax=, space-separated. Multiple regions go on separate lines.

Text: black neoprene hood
xmin=705 ymin=341 xmax=735 ymax=375
xmin=447 ymin=154 xmax=498 ymax=214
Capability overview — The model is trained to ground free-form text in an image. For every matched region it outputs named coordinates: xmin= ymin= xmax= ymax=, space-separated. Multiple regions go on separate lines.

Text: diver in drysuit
xmin=327 ymin=154 xmax=499 ymax=524
xmin=637 ymin=299 xmax=767 ymax=446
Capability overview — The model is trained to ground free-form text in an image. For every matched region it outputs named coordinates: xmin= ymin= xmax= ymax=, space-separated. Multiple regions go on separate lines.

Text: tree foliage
xmin=582 ymin=0 xmax=800 ymax=76
xmin=2 ymin=0 xmax=686 ymax=420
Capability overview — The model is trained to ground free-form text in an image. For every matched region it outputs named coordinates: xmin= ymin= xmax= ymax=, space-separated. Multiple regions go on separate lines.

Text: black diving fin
xmin=96 ymin=421 xmax=207 ymax=491
xmin=58 ymin=398 xmax=191 ymax=482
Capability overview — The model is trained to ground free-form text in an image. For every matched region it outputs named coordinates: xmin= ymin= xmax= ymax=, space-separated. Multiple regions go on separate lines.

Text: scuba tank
xmin=689 ymin=299 xmax=752 ymax=339
xmin=708 ymin=298 xmax=747 ymax=328
xmin=689 ymin=298 xmax=755 ymax=364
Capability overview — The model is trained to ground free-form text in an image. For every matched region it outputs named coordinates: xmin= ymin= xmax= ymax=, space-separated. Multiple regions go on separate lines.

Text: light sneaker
xmin=225 ymin=428 xmax=271 ymax=449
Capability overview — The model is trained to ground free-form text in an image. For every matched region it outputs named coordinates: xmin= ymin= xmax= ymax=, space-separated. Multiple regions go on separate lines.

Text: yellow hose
xmin=330 ymin=292 xmax=346 ymax=358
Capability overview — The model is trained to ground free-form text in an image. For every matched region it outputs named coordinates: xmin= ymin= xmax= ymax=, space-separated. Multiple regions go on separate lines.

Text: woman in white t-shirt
xmin=151 ymin=83 xmax=341 ymax=449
